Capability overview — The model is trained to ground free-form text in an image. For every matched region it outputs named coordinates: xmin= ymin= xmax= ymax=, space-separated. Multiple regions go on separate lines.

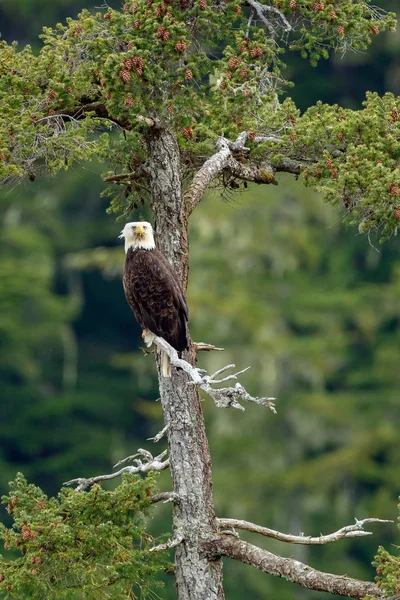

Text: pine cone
xmin=132 ymin=4 xmax=139 ymax=13
xmin=120 ymin=69 xmax=131 ymax=83
xmin=163 ymin=30 xmax=170 ymax=41
xmin=370 ymin=25 xmax=379 ymax=35
xmin=312 ymin=2 xmax=324 ymax=11
xmin=337 ymin=25 xmax=345 ymax=36
xmin=185 ymin=68 xmax=193 ymax=80
xmin=289 ymin=0 xmax=296 ymax=8
xmin=182 ymin=127 xmax=194 ymax=139
xmin=166 ymin=104 xmax=173 ymax=114
xmin=154 ymin=6 xmax=162 ymax=16
xmin=391 ymin=109 xmax=399 ymax=122
xmin=124 ymin=58 xmax=133 ymax=70
xmin=250 ymin=47 xmax=263 ymax=58
xmin=329 ymin=9 xmax=336 ymax=19
xmin=134 ymin=18 xmax=140 ymax=28
xmin=200 ymin=0 xmax=207 ymax=8
xmin=104 ymin=11 xmax=112 ymax=19
xmin=331 ymin=167 xmax=338 ymax=178
xmin=238 ymin=43 xmax=247 ymax=53
xmin=124 ymin=97 xmax=135 ymax=106
xmin=325 ymin=158 xmax=333 ymax=168
xmin=239 ymin=68 xmax=248 ymax=79
xmin=290 ymin=132 xmax=296 ymax=141
xmin=226 ymin=71 xmax=233 ymax=80
xmin=228 ymin=56 xmax=240 ymax=69
xmin=234 ymin=5 xmax=241 ymax=14
xmin=105 ymin=91 xmax=111 ymax=100
xmin=175 ymin=40 xmax=187 ymax=52
xmin=47 ymin=88 xmax=57 ymax=100
xmin=337 ymin=131 xmax=344 ymax=141
xmin=395 ymin=208 xmax=400 ymax=219
xmin=388 ymin=183 xmax=399 ymax=195
xmin=157 ymin=25 xmax=166 ymax=38
xmin=123 ymin=2 xmax=130 ymax=10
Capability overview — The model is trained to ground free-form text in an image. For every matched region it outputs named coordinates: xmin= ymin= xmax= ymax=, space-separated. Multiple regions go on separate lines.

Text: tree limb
xmin=226 ymin=156 xmax=278 ymax=185
xmin=185 ymin=137 xmax=231 ymax=215
xmin=63 ymin=449 xmax=170 ymax=491
xmin=217 ymin=517 xmax=393 ymax=545
xmin=153 ymin=336 xmax=276 ymax=412
xmin=206 ymin=536 xmax=384 ymax=599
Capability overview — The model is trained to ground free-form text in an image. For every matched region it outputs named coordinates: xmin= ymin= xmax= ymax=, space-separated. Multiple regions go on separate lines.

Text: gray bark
xmin=145 ymin=125 xmax=224 ymax=600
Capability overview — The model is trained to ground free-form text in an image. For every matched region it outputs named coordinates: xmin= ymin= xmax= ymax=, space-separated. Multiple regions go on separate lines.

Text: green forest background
xmin=1 ymin=1 xmax=400 ymax=598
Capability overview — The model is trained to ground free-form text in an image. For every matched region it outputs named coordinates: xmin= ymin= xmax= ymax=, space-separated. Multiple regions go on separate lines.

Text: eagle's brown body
xmin=123 ymin=247 xmax=189 ymax=352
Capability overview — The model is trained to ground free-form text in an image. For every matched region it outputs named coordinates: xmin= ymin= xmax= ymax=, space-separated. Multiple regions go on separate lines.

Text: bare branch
xmin=64 ymin=449 xmax=170 ymax=492
xmin=206 ymin=536 xmax=384 ymax=599
xmin=153 ymin=336 xmax=276 ymax=412
xmin=185 ymin=137 xmax=231 ymax=215
xmin=217 ymin=517 xmax=393 ymax=545
xmin=194 ymin=342 xmax=225 ymax=352
xmin=147 ymin=423 xmax=170 ymax=443
xmin=245 ymin=0 xmax=292 ymax=32
xmin=150 ymin=531 xmax=184 ymax=553
xmin=151 ymin=491 xmax=180 ymax=505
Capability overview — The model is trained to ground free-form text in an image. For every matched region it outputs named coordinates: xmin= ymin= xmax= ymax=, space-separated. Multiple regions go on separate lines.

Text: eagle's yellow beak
xmin=136 ymin=224 xmax=144 ymax=237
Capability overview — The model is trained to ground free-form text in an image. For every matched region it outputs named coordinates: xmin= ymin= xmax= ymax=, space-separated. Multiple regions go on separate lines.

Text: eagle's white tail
xmin=161 ymin=351 xmax=172 ymax=378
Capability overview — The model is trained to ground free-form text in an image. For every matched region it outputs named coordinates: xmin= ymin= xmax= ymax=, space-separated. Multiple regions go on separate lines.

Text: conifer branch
xmin=217 ymin=517 xmax=393 ymax=545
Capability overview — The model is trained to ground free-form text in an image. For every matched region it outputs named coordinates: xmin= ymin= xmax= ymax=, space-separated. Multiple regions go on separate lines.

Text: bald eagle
xmin=119 ymin=221 xmax=189 ymax=377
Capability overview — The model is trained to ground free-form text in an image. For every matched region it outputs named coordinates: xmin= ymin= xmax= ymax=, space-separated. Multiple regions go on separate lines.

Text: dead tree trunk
xmin=145 ymin=125 xmax=225 ymax=600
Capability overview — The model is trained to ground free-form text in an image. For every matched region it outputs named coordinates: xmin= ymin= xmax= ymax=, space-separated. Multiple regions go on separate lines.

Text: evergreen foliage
xmin=0 ymin=473 xmax=166 ymax=599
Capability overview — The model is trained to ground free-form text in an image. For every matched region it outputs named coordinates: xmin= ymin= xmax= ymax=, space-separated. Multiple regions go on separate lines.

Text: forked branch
xmin=153 ymin=336 xmax=276 ymax=412
xmin=217 ymin=517 xmax=393 ymax=545
xmin=64 ymin=448 xmax=170 ymax=491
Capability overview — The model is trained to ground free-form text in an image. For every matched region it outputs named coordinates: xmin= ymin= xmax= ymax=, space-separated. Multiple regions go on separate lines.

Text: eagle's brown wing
xmin=123 ymin=248 xmax=189 ymax=352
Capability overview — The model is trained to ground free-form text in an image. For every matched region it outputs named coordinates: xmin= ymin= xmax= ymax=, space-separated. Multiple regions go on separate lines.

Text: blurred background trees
xmin=0 ymin=1 xmax=399 ymax=598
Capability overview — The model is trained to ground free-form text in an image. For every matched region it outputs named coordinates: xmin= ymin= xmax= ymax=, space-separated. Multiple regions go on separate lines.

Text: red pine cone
xmin=289 ymin=0 xmax=296 ymax=8
xmin=325 ymin=158 xmax=333 ymax=168
xmin=329 ymin=9 xmax=336 ymax=19
xmin=175 ymin=40 xmax=187 ymax=52
xmin=123 ymin=2 xmax=130 ymax=10
xmin=185 ymin=68 xmax=193 ymax=80
xmin=166 ymin=11 xmax=173 ymax=18
xmin=234 ymin=5 xmax=241 ymax=14
xmin=391 ymin=109 xmax=399 ymax=122
xmin=154 ymin=6 xmax=162 ymax=17
xmin=239 ymin=68 xmax=248 ymax=79
xmin=120 ymin=69 xmax=131 ymax=83
xmin=182 ymin=127 xmax=194 ymax=139
xmin=228 ymin=56 xmax=240 ymax=69
xmin=132 ymin=4 xmax=139 ymax=13
xmin=312 ymin=2 xmax=324 ymax=11
xmin=200 ymin=0 xmax=207 ymax=8
xmin=65 ymin=86 xmax=73 ymax=94
xmin=104 ymin=11 xmax=112 ymax=19
xmin=331 ymin=167 xmax=338 ymax=178
xmin=128 ymin=41 xmax=133 ymax=50
xmin=226 ymin=71 xmax=233 ymax=80
xmin=388 ymin=183 xmax=399 ymax=195
xmin=250 ymin=47 xmax=263 ymax=58
xmin=124 ymin=97 xmax=135 ymax=106
xmin=395 ymin=208 xmax=400 ymax=219
xmin=47 ymin=88 xmax=57 ymax=100
xmin=105 ymin=91 xmax=111 ymax=100
xmin=370 ymin=25 xmax=379 ymax=35
xmin=163 ymin=30 xmax=170 ymax=40
xmin=134 ymin=18 xmax=140 ymax=28
xmin=157 ymin=25 xmax=166 ymax=38
xmin=337 ymin=131 xmax=344 ymax=141
xmin=166 ymin=104 xmax=173 ymax=114
xmin=124 ymin=58 xmax=133 ymax=70
xmin=337 ymin=25 xmax=344 ymax=36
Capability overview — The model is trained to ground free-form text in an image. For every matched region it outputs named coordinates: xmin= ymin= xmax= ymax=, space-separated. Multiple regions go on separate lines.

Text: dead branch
xmin=226 ymin=156 xmax=277 ymax=185
xmin=217 ymin=517 xmax=393 ymax=545
xmin=194 ymin=342 xmax=225 ymax=352
xmin=185 ymin=137 xmax=231 ymax=215
xmin=153 ymin=336 xmax=276 ymax=412
xmin=64 ymin=449 xmax=170 ymax=492
xmin=206 ymin=536 xmax=384 ymax=599
xmin=151 ymin=491 xmax=180 ymax=505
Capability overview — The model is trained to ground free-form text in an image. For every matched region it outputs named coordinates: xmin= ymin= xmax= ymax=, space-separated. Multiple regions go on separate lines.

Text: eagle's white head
xmin=119 ymin=221 xmax=156 ymax=253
